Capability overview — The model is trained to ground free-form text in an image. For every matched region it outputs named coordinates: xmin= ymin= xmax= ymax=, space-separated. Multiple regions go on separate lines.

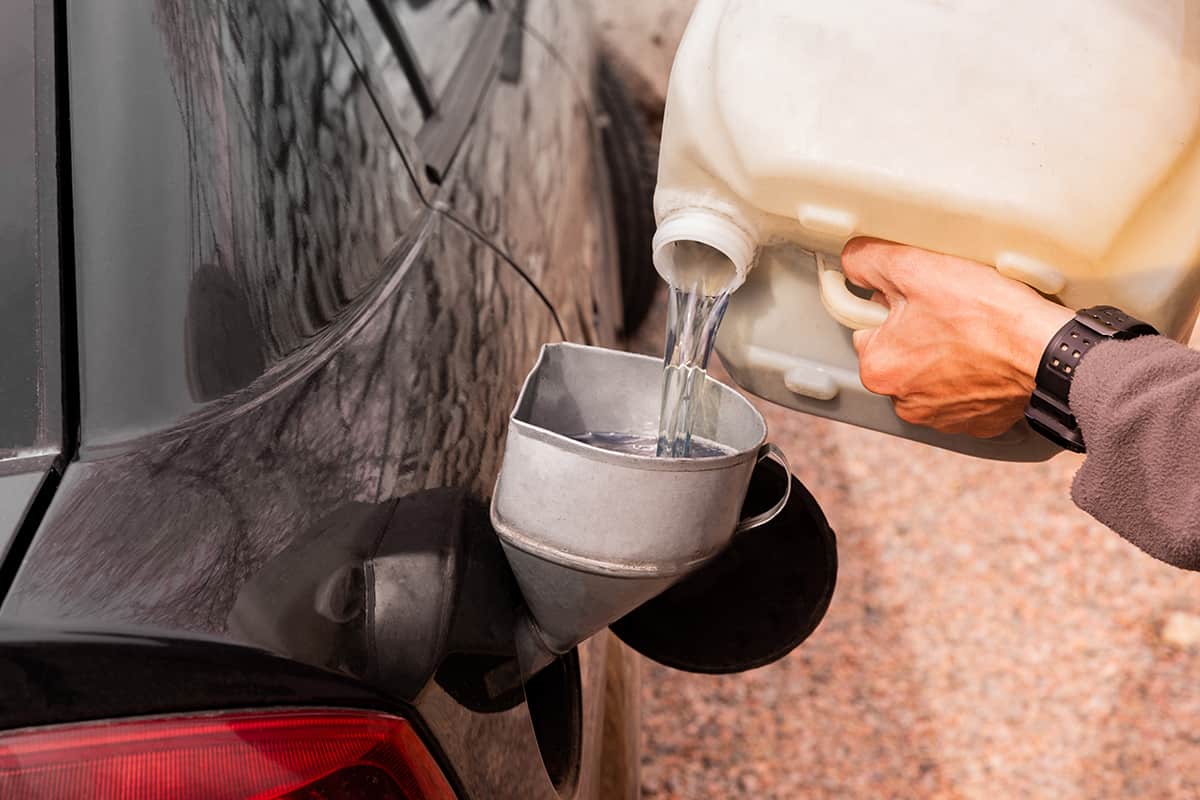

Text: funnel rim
xmin=490 ymin=509 xmax=723 ymax=578
xmin=513 ymin=342 xmax=769 ymax=469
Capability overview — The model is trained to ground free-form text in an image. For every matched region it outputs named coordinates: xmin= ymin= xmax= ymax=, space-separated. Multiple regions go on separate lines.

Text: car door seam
xmin=436 ymin=206 xmax=566 ymax=340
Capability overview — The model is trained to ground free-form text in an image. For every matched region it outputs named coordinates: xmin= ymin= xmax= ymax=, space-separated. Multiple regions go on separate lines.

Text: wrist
xmin=1024 ymin=305 xmax=1159 ymax=452
xmin=1014 ymin=300 xmax=1074 ymax=385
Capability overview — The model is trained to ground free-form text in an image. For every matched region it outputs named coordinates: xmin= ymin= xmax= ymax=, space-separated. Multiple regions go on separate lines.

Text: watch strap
xmin=1025 ymin=305 xmax=1157 ymax=453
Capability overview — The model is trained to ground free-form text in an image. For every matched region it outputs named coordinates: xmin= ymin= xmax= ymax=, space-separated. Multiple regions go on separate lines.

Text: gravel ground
xmin=594 ymin=4 xmax=1200 ymax=796
xmin=628 ymin=296 xmax=1200 ymax=800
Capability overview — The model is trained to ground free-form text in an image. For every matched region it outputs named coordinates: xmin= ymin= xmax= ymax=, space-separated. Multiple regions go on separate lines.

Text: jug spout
xmin=652 ymin=207 xmax=757 ymax=294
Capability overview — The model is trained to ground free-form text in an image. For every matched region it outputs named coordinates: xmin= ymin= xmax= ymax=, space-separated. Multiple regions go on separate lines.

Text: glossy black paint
xmin=0 ymin=474 xmax=47 ymax=564
xmin=0 ymin=625 xmax=408 ymax=729
xmin=0 ymin=625 xmax=471 ymax=799
xmin=0 ymin=466 xmax=58 ymax=599
xmin=67 ymin=0 xmax=430 ymax=443
xmin=0 ymin=3 xmax=38 ymax=451
xmin=0 ymin=0 xmax=65 ymax=559
xmin=226 ymin=489 xmax=530 ymax=710
xmin=0 ymin=0 xmax=71 ymax=618
xmin=442 ymin=0 xmax=614 ymax=345
xmin=412 ymin=2 xmax=508 ymax=183
xmin=1 ymin=1 xmax=617 ymax=798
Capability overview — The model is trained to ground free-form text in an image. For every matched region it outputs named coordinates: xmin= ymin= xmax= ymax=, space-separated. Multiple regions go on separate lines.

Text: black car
xmin=0 ymin=1 xmax=663 ymax=797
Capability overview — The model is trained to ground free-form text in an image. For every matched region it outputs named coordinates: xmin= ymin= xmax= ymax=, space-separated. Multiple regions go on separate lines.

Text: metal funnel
xmin=491 ymin=343 xmax=790 ymax=657
xmin=498 ymin=534 xmax=687 ymax=655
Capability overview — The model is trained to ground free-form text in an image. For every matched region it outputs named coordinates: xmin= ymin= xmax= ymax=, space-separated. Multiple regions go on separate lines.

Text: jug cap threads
xmin=652 ymin=208 xmax=757 ymax=292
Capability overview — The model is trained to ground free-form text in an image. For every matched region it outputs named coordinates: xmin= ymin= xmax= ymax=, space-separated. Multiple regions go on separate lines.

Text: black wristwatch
xmin=1024 ymin=305 xmax=1158 ymax=453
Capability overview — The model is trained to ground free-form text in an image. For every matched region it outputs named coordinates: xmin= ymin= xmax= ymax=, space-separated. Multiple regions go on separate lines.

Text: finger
xmin=848 ymin=290 xmax=891 ymax=352
xmin=840 ymin=237 xmax=904 ymax=299
xmin=845 ymin=238 xmax=988 ymax=300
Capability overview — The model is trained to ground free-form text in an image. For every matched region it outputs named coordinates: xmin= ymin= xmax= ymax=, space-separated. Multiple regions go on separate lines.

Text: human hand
xmin=840 ymin=238 xmax=1073 ymax=438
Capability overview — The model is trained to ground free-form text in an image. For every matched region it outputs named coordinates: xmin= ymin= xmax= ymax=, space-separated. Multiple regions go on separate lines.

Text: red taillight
xmin=0 ymin=709 xmax=456 ymax=800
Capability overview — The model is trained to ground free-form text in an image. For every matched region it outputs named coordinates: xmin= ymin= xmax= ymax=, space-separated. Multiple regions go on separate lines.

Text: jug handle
xmin=816 ymin=252 xmax=889 ymax=330
xmin=735 ymin=443 xmax=792 ymax=534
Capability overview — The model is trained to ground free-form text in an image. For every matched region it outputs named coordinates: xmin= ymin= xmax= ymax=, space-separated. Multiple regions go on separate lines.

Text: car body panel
xmin=0 ymin=472 xmax=46 ymax=566
xmin=64 ymin=0 xmax=428 ymax=450
xmin=496 ymin=0 xmax=595 ymax=92
xmin=3 ymin=216 xmax=576 ymax=800
xmin=2 ymin=210 xmax=556 ymax=627
xmin=0 ymin=1 xmax=620 ymax=797
xmin=526 ymin=0 xmax=596 ymax=93
xmin=0 ymin=624 xmax=420 ymax=729
xmin=0 ymin=0 xmax=64 ymax=541
xmin=442 ymin=0 xmax=613 ymax=345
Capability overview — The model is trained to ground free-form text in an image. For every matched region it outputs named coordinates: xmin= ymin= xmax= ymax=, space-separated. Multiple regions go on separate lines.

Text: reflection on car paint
xmin=439 ymin=0 xmax=608 ymax=346
xmin=4 ymin=217 xmax=565 ymax=799
xmin=5 ymin=218 xmax=552 ymax=626
xmin=155 ymin=0 xmax=424 ymax=366
xmin=228 ymin=488 xmax=531 ymax=712
xmin=3 ymin=0 xmax=616 ymax=795
xmin=390 ymin=0 xmax=488 ymax=97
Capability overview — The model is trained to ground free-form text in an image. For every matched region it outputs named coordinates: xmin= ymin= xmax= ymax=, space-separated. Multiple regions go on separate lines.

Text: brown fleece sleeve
xmin=1068 ymin=336 xmax=1200 ymax=570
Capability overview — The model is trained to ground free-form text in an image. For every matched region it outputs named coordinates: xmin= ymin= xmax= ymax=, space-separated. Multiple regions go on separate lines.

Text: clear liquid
xmin=655 ymin=281 xmax=732 ymax=458
xmin=571 ymin=431 xmax=732 ymax=459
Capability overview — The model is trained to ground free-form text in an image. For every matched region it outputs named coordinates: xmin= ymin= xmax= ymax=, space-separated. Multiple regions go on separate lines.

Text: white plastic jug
xmin=653 ymin=0 xmax=1200 ymax=460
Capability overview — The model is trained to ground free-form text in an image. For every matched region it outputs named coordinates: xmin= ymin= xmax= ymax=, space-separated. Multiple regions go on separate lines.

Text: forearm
xmin=1070 ymin=336 xmax=1200 ymax=570
xmin=839 ymin=240 xmax=1200 ymax=568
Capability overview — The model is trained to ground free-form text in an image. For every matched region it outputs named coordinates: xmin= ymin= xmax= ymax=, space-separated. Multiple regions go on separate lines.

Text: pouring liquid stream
xmin=656 ymin=241 xmax=738 ymax=458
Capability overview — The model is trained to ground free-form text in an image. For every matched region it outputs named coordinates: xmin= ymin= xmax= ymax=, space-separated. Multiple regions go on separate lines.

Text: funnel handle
xmin=816 ymin=252 xmax=889 ymax=330
xmin=735 ymin=443 xmax=791 ymax=534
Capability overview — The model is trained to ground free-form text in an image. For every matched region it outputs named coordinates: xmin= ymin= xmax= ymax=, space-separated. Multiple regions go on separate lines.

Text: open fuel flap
xmin=610 ymin=456 xmax=837 ymax=673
